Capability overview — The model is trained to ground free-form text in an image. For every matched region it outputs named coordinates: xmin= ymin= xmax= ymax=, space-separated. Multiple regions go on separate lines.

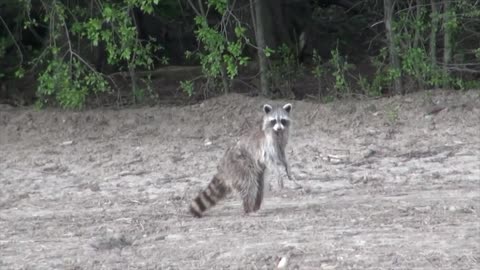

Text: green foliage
xmin=475 ymin=48 xmax=480 ymax=59
xmin=401 ymin=48 xmax=430 ymax=81
xmin=356 ymin=48 xmax=400 ymax=97
xmin=1 ymin=0 xmax=479 ymax=107
xmin=393 ymin=4 xmax=440 ymax=88
xmin=14 ymin=67 xmax=25 ymax=79
xmin=311 ymin=49 xmax=326 ymax=97
xmin=180 ymin=80 xmax=194 ymax=97
xmin=36 ymin=49 xmax=109 ymax=109
xmin=27 ymin=1 xmax=109 ymax=109
xmin=71 ymin=1 xmax=161 ymax=104
xmin=7 ymin=0 xmax=162 ymax=109
xmin=208 ymin=0 xmax=228 ymax=14
xmin=264 ymin=47 xmax=274 ymax=58
xmin=311 ymin=49 xmax=326 ymax=79
xmin=329 ymin=46 xmax=353 ymax=96
xmin=72 ymin=2 xmax=159 ymax=69
xmin=389 ymin=0 xmax=479 ymax=91
xmin=269 ymin=44 xmax=304 ymax=96
xmin=193 ymin=15 xmax=249 ymax=85
xmin=125 ymin=0 xmax=161 ymax=14
xmin=357 ymin=75 xmax=371 ymax=96
xmin=182 ymin=0 xmax=252 ymax=97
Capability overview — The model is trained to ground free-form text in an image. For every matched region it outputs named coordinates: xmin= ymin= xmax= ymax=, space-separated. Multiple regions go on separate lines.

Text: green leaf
xmin=264 ymin=47 xmax=274 ymax=58
xmin=234 ymin=26 xmax=246 ymax=38
xmin=15 ymin=68 xmax=25 ymax=78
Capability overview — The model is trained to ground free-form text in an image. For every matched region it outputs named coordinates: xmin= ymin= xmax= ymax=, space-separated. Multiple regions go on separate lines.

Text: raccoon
xmin=189 ymin=103 xmax=294 ymax=218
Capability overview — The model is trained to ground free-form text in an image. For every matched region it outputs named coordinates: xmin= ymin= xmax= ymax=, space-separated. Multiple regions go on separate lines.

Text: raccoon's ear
xmin=283 ymin=103 xmax=292 ymax=113
xmin=263 ymin=104 xmax=272 ymax=114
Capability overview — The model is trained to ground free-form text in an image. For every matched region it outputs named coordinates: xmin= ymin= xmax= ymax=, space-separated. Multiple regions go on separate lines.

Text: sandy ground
xmin=0 ymin=90 xmax=479 ymax=269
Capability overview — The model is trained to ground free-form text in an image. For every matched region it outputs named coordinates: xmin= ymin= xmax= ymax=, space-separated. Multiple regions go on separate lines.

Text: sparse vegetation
xmin=268 ymin=44 xmax=304 ymax=98
xmin=0 ymin=1 xmax=479 ymax=107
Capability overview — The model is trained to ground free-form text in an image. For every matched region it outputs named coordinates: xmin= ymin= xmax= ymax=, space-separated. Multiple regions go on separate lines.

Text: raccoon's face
xmin=262 ymin=103 xmax=292 ymax=134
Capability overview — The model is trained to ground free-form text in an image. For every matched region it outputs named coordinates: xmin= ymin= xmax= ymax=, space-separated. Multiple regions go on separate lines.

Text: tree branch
xmin=0 ymin=15 xmax=24 ymax=68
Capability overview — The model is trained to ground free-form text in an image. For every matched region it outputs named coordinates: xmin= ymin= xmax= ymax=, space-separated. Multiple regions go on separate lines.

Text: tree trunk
xmin=430 ymin=0 xmax=439 ymax=87
xmin=413 ymin=0 xmax=421 ymax=49
xmin=219 ymin=62 xmax=230 ymax=93
xmin=384 ymin=0 xmax=403 ymax=95
xmin=442 ymin=0 xmax=452 ymax=77
xmin=413 ymin=0 xmax=424 ymax=90
xmin=219 ymin=0 xmax=231 ymax=94
xmin=252 ymin=0 xmax=271 ymax=96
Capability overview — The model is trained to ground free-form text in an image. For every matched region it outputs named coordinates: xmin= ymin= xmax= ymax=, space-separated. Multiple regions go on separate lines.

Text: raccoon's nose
xmin=273 ymin=125 xmax=284 ymax=132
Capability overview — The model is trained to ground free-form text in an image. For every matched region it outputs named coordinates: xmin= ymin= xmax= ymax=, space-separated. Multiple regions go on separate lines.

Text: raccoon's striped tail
xmin=189 ymin=176 xmax=230 ymax=218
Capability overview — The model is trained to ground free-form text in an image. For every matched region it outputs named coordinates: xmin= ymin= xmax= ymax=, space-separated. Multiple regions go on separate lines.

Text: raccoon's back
xmin=217 ymin=134 xmax=266 ymax=188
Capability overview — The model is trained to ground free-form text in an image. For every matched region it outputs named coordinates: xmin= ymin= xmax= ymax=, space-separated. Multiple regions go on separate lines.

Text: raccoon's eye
xmin=281 ymin=119 xmax=288 ymax=126
xmin=270 ymin=119 xmax=277 ymax=125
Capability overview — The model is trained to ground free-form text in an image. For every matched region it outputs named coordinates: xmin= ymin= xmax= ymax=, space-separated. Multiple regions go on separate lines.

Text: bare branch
xmin=62 ymin=18 xmax=73 ymax=68
xmin=0 ymin=15 xmax=24 ymax=68
xmin=186 ymin=0 xmax=202 ymax=16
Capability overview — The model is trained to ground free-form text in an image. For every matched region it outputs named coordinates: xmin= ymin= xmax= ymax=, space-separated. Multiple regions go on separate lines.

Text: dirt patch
xmin=1 ymin=90 xmax=479 ymax=269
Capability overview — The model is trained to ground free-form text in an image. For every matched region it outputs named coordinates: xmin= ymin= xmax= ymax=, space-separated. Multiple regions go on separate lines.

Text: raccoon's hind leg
xmin=240 ymin=169 xmax=265 ymax=214
xmin=240 ymin=183 xmax=257 ymax=214
xmin=189 ymin=175 xmax=230 ymax=218
xmin=253 ymin=171 xmax=265 ymax=212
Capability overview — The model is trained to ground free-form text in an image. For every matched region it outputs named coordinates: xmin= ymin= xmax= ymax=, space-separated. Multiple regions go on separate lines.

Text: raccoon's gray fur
xmin=189 ymin=103 xmax=293 ymax=218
